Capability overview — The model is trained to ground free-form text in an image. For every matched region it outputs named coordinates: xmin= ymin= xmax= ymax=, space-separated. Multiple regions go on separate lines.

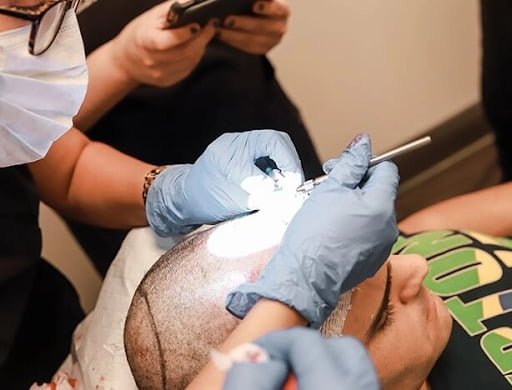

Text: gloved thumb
xmin=322 ymin=133 xmax=372 ymax=189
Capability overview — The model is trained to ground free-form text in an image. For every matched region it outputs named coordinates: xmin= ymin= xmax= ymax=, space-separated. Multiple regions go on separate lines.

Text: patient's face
xmin=341 ymin=255 xmax=453 ymax=390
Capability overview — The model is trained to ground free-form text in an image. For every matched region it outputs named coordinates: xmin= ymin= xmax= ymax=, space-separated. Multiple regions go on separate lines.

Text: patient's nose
xmin=390 ymin=254 xmax=428 ymax=304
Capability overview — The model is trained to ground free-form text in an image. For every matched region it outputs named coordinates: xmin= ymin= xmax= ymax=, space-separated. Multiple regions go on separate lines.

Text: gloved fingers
xmin=296 ymin=336 xmax=379 ymax=390
xmin=321 ymin=133 xmax=372 ymax=189
xmin=254 ymin=329 xmax=379 ymax=390
xmin=322 ymin=133 xmax=371 ymax=174
xmin=286 ymin=332 xmax=354 ymax=380
xmin=255 ymin=328 xmax=326 ymax=362
xmin=180 ymin=167 xmax=256 ymax=225
xmin=246 ymin=130 xmax=304 ymax=181
xmin=360 ymin=161 xmax=400 ymax=202
xmin=224 ymin=361 xmax=288 ymax=390
xmin=198 ymin=178 xmax=258 ymax=221
xmin=204 ymin=131 xmax=303 ymax=197
xmin=286 ymin=334 xmax=378 ymax=389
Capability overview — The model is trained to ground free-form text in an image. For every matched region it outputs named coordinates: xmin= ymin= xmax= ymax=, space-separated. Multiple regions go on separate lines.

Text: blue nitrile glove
xmin=145 ymin=130 xmax=304 ymax=236
xmin=223 ymin=328 xmax=379 ymax=390
xmin=226 ymin=133 xmax=399 ymax=328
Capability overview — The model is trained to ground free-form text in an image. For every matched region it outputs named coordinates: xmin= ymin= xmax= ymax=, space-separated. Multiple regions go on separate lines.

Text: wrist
xmin=252 ymin=299 xmax=307 ymax=326
xmin=107 ymin=37 xmax=140 ymax=90
xmin=145 ymin=164 xmax=199 ymax=237
xmin=142 ymin=165 xmax=168 ymax=205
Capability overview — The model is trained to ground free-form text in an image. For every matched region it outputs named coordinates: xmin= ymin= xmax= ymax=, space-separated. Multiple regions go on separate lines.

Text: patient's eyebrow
xmin=366 ymin=262 xmax=392 ymax=341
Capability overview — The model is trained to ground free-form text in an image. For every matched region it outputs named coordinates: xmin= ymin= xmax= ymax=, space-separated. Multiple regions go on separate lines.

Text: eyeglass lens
xmin=32 ymin=1 xmax=67 ymax=55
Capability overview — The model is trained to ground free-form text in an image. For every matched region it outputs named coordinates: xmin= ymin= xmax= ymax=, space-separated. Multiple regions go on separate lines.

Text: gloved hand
xmin=226 ymin=133 xmax=399 ymax=328
xmin=223 ymin=328 xmax=379 ymax=390
xmin=145 ymin=130 xmax=304 ymax=236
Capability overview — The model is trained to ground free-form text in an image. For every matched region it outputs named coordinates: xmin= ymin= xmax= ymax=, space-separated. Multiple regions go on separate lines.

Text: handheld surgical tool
xmin=296 ymin=135 xmax=432 ymax=194
xmin=255 ymin=156 xmax=284 ymax=182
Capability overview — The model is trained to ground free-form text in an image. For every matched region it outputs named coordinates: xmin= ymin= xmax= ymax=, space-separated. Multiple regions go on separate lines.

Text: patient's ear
xmin=125 ymin=289 xmax=164 ymax=389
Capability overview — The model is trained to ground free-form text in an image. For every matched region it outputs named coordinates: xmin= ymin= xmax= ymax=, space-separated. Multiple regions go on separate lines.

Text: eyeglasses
xmin=0 ymin=0 xmax=81 ymax=55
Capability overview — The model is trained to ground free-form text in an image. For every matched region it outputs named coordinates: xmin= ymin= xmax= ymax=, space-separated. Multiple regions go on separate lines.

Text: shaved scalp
xmin=125 ymin=212 xmax=348 ymax=389
xmin=125 ymin=226 xmax=273 ymax=389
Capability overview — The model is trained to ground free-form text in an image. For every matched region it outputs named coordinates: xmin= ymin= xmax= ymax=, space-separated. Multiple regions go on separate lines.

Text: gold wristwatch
xmin=142 ymin=166 xmax=167 ymax=204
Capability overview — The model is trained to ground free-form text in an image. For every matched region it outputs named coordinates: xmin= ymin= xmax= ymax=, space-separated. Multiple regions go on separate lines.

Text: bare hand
xmin=111 ymin=1 xmax=216 ymax=87
xmin=217 ymin=0 xmax=289 ymax=55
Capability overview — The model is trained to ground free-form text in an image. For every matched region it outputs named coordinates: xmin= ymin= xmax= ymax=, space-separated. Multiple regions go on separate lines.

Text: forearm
xmin=29 ymin=128 xmax=154 ymax=228
xmin=399 ymin=183 xmax=512 ymax=236
xmin=188 ymin=299 xmax=305 ymax=390
xmin=74 ymin=0 xmax=218 ymax=132
xmin=74 ymin=39 xmax=138 ymax=132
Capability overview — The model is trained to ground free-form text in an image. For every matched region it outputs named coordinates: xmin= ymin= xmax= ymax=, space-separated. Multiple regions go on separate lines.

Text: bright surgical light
xmin=207 ymin=186 xmax=307 ymax=259
xmin=241 ymin=170 xmax=303 ymax=211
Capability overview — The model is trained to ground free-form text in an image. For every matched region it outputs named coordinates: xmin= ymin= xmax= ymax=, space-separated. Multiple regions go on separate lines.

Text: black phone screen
xmin=168 ymin=0 xmax=255 ymax=28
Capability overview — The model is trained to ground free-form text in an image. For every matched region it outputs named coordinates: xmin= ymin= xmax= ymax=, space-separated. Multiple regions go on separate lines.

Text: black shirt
xmin=72 ymin=0 xmax=323 ymax=274
xmin=0 ymin=166 xmax=84 ymax=388
xmin=394 ymin=230 xmax=512 ymax=389
xmin=480 ymin=0 xmax=512 ymax=181
xmin=0 ymin=166 xmax=41 ymax=366
xmin=78 ymin=0 xmax=322 ymax=178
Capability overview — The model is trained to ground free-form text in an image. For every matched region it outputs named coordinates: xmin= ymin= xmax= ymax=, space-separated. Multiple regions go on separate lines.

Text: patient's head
xmin=344 ymin=254 xmax=452 ymax=389
xmin=125 ymin=209 xmax=452 ymax=390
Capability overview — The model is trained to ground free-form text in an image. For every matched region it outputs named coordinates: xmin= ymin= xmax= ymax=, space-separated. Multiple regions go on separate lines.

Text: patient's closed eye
xmin=368 ymin=262 xmax=394 ymax=338
xmin=378 ymin=265 xmax=394 ymax=331
xmin=378 ymin=301 xmax=395 ymax=332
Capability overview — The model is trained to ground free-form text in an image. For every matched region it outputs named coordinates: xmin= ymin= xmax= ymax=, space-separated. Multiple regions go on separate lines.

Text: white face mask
xmin=0 ymin=9 xmax=88 ymax=168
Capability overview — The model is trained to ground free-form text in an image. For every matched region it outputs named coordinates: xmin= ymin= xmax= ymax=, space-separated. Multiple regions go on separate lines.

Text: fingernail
xmin=346 ymin=133 xmax=365 ymax=149
xmin=224 ymin=18 xmax=235 ymax=28
xmin=190 ymin=25 xmax=200 ymax=34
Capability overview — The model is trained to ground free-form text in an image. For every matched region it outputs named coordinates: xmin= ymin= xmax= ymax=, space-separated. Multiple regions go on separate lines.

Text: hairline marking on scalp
xmin=142 ymin=287 xmax=168 ymax=390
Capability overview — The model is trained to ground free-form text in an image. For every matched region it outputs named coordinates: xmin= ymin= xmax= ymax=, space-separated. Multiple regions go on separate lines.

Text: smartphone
xmin=167 ymin=0 xmax=256 ymax=28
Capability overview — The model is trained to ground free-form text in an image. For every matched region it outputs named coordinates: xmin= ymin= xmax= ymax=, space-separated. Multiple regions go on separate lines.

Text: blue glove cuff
xmin=225 ymin=276 xmax=330 ymax=329
xmin=145 ymin=164 xmax=200 ymax=237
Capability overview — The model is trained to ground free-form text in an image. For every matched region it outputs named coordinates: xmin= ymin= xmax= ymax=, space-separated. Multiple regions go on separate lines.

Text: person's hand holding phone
xmin=110 ymin=0 xmax=216 ymax=87
xmin=218 ymin=0 xmax=289 ymax=55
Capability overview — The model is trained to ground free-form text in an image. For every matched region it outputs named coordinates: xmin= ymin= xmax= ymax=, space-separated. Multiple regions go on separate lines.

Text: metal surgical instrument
xmin=296 ymin=135 xmax=432 ymax=194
